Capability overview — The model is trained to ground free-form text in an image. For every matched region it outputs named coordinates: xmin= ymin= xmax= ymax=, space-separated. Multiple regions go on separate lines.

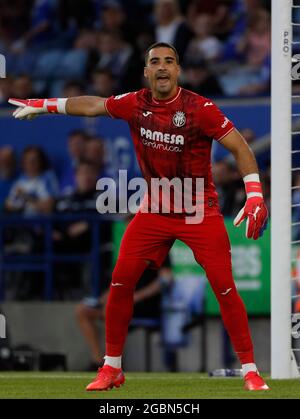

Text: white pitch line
xmin=0 ymin=374 xmax=225 ymax=380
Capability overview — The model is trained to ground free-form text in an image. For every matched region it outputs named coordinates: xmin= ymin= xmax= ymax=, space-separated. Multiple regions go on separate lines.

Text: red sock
xmin=206 ymin=265 xmax=255 ymax=365
xmin=105 ymin=258 xmax=148 ymax=356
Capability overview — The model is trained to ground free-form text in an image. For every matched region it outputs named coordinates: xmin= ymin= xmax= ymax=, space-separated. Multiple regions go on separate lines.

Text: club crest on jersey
xmin=173 ymin=111 xmax=186 ymax=128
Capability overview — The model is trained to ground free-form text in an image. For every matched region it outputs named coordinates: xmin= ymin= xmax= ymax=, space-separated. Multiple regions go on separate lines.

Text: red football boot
xmin=244 ymin=371 xmax=270 ymax=391
xmin=86 ymin=365 xmax=125 ymax=391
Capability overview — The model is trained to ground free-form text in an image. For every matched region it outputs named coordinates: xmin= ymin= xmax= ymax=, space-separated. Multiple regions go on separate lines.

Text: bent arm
xmin=220 ymin=128 xmax=268 ymax=239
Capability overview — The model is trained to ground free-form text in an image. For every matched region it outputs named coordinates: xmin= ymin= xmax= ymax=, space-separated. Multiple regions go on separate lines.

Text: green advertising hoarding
xmin=112 ymin=219 xmax=270 ymax=315
xmin=205 ymin=220 xmax=270 ymax=315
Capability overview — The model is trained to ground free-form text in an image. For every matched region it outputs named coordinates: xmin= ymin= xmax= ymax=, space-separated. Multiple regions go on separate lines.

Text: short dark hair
xmin=76 ymin=159 xmax=99 ymax=173
xmin=21 ymin=146 xmax=49 ymax=173
xmin=68 ymin=129 xmax=89 ymax=140
xmin=93 ymin=68 xmax=114 ymax=79
xmin=145 ymin=42 xmax=180 ymax=65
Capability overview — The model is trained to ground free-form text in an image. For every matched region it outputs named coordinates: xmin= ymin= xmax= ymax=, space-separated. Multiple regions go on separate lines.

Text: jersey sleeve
xmin=105 ymin=92 xmax=137 ymax=122
xmin=198 ymin=99 xmax=235 ymax=142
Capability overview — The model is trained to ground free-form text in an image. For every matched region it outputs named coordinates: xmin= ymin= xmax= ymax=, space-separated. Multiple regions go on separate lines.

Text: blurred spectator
xmin=154 ymin=0 xmax=193 ymax=59
xmin=62 ymin=81 xmax=86 ymax=98
xmin=96 ymin=30 xmax=133 ymax=77
xmin=10 ymin=0 xmax=57 ymax=54
xmin=240 ymin=127 xmax=256 ymax=145
xmin=292 ymin=248 xmax=300 ymax=315
xmin=90 ymin=69 xmax=116 ymax=97
xmin=10 ymin=75 xmax=36 ymax=100
xmin=182 ymin=60 xmax=223 ymax=96
xmin=292 ymin=79 xmax=300 ymax=96
xmin=186 ymin=0 xmax=227 ymax=18
xmin=236 ymin=9 xmax=270 ymax=68
xmin=3 ymin=145 xmax=58 ymax=286
xmin=186 ymin=0 xmax=234 ymax=40
xmin=0 ymin=0 xmax=273 ymax=97
xmin=0 ymin=146 xmax=17 ymax=211
xmin=0 ymin=78 xmax=12 ymax=107
xmin=54 ymin=161 xmax=100 ymax=253
xmin=75 ymin=256 xmax=171 ymax=370
xmin=223 ymin=0 xmax=268 ymax=47
xmin=214 ymin=127 xmax=257 ymax=165
xmin=0 ymin=0 xmax=31 ymax=45
xmin=73 ymin=29 xmax=98 ymax=51
xmin=293 ymin=172 xmax=300 ymax=240
xmin=292 ymin=172 xmax=300 ymax=313
xmin=60 ymin=29 xmax=99 ymax=82
xmin=220 ymin=7 xmax=271 ymax=96
xmin=57 ymin=0 xmax=95 ymax=31
xmin=84 ymin=137 xmax=105 ymax=176
xmin=54 ymin=160 xmax=111 ymax=299
xmin=236 ymin=8 xmax=271 ymax=96
xmin=161 ymin=272 xmax=206 ymax=372
xmin=59 ymin=129 xmax=90 ymax=194
xmin=95 ymin=29 xmax=143 ymax=91
xmin=212 ymin=160 xmax=244 ymax=216
xmin=185 ymin=14 xmax=222 ymax=63
xmin=6 ymin=146 xmax=58 ymax=215
xmin=97 ymin=0 xmax=136 ymax=45
xmin=261 ymin=161 xmax=270 ymax=211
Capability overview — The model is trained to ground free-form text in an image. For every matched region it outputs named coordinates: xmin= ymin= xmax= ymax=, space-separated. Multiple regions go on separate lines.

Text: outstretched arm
xmin=65 ymin=96 xmax=108 ymax=117
xmin=8 ymin=96 xmax=109 ymax=120
xmin=219 ymin=129 xmax=268 ymax=240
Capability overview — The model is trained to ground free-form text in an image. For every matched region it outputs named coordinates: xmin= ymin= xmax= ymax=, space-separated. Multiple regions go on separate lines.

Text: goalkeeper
xmin=9 ymin=42 xmax=269 ymax=392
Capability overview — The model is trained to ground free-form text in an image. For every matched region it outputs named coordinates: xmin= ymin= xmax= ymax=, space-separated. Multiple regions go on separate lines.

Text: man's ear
xmin=144 ymin=66 xmax=148 ymax=79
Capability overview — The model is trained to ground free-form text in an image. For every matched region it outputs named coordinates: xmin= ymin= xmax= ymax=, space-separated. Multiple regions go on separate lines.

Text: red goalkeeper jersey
xmin=105 ymin=87 xmax=234 ymax=217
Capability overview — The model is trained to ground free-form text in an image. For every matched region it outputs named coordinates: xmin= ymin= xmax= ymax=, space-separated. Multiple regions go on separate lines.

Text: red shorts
xmin=118 ymin=212 xmax=232 ymax=270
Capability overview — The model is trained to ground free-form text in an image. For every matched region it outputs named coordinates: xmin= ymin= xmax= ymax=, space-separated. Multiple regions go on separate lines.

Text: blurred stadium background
xmin=0 ymin=0 xmax=298 ymax=377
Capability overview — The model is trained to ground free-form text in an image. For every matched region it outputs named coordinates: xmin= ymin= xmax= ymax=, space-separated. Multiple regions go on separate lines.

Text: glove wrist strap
xmin=243 ymin=173 xmax=263 ymax=198
xmin=45 ymin=98 xmax=67 ymax=114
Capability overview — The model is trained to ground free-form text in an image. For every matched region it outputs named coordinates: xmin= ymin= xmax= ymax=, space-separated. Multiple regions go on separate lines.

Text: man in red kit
xmin=9 ymin=42 xmax=269 ymax=392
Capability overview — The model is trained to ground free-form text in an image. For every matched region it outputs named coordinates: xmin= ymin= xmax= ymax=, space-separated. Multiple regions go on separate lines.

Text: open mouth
xmin=156 ymin=74 xmax=170 ymax=81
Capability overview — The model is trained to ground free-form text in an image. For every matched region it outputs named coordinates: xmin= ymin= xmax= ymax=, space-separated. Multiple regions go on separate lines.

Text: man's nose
xmin=158 ymin=61 xmax=167 ymax=70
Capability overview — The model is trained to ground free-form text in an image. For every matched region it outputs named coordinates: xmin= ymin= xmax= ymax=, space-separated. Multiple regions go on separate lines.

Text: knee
xmin=111 ymin=258 xmax=148 ymax=290
xmin=217 ymin=287 xmax=244 ymax=311
xmin=210 ymin=280 xmax=239 ymax=305
xmin=205 ymin=265 xmax=236 ymax=298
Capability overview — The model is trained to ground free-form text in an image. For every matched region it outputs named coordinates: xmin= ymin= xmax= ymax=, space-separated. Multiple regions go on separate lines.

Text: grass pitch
xmin=0 ymin=372 xmax=299 ymax=399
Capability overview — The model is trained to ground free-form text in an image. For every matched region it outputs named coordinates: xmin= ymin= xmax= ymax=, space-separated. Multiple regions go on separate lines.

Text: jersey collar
xmin=151 ymin=87 xmax=182 ymax=105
